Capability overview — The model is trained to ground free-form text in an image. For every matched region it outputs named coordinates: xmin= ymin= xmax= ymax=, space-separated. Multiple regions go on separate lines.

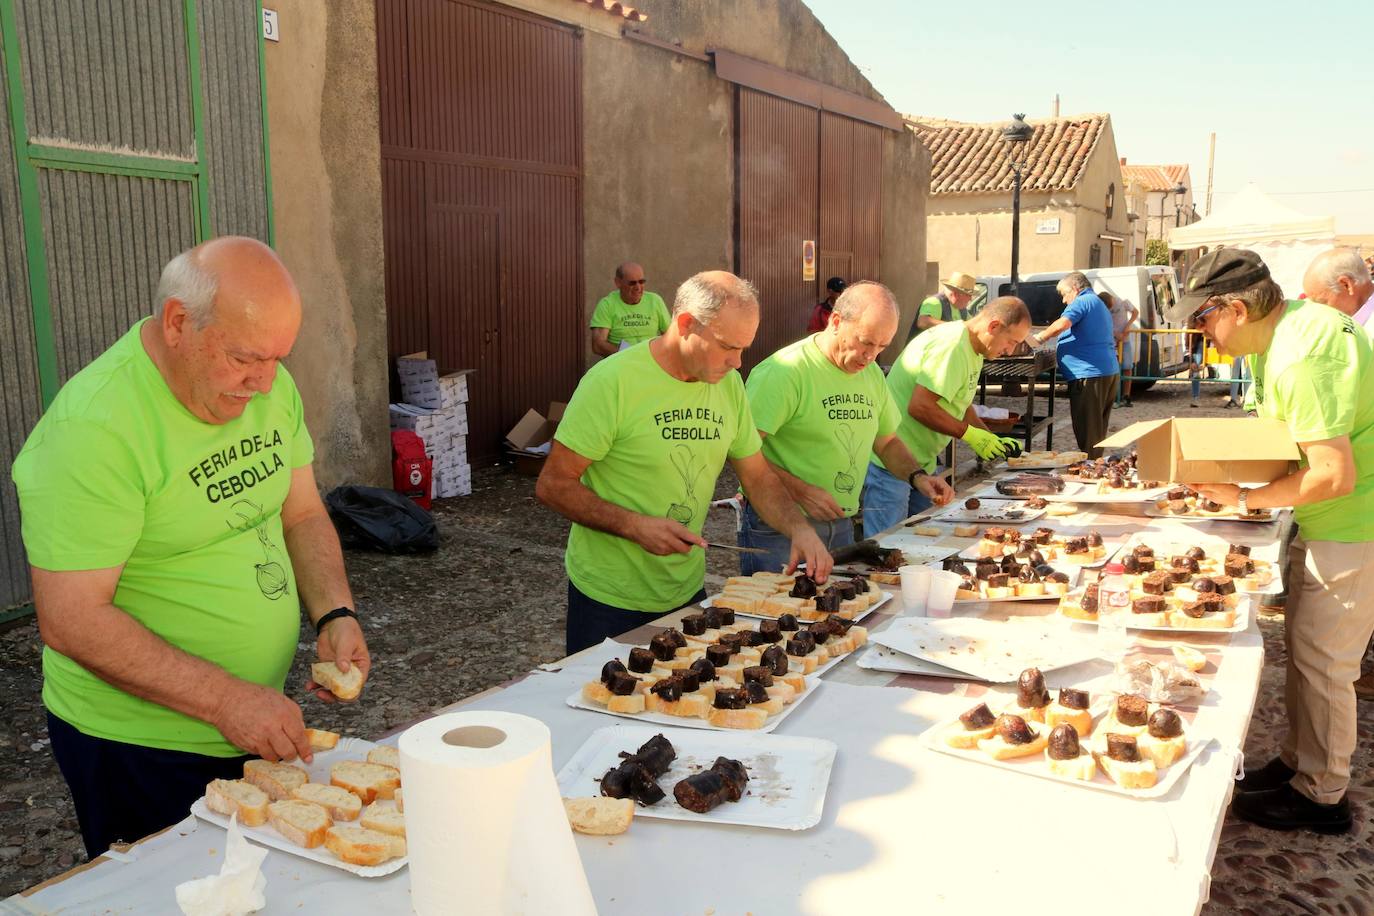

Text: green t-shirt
xmin=555 ymin=344 xmax=761 ymax=611
xmin=589 ymin=290 xmax=670 ymax=348
xmin=1250 ymin=300 xmax=1374 ymax=542
xmin=917 ymin=294 xmax=967 ymax=324
xmin=746 ymin=335 xmax=901 ymax=517
xmin=11 ymin=320 xmax=315 ymax=756
xmin=872 ymin=320 xmax=983 ymax=474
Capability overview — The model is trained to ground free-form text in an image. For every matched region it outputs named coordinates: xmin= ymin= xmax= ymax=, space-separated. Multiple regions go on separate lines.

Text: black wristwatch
xmin=907 ymin=469 xmax=927 ymax=488
xmin=314 ymin=607 xmax=358 ymax=635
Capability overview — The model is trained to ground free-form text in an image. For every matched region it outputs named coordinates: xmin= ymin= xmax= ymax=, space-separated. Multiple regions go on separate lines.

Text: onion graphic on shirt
xmin=228 ymin=498 xmax=290 ymax=601
xmin=667 ymin=445 xmax=703 ymax=526
xmin=833 ymin=423 xmax=859 ymax=494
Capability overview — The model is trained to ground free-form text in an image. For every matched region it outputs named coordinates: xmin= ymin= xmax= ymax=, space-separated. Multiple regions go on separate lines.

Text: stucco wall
xmin=264 ymin=0 xmax=390 ymax=489
xmin=881 ymin=129 xmax=930 ymax=362
xmin=926 ymin=191 xmax=1080 ymax=280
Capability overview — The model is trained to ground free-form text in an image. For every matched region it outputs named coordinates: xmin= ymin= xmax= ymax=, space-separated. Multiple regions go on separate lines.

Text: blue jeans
xmin=737 ymin=501 xmax=855 ymax=576
xmin=861 ymin=462 xmax=935 ymax=539
xmin=565 ymin=581 xmax=705 ymax=655
xmin=1230 ymin=357 xmax=1249 ymax=401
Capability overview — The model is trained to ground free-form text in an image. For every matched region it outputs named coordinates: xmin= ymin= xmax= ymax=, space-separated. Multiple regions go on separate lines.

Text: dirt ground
xmin=3 ymin=377 xmax=1372 ymax=914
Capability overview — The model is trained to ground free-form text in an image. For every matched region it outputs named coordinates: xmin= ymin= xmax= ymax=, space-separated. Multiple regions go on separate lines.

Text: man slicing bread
xmin=539 ymin=271 xmax=832 ymax=654
xmin=739 ymin=281 xmax=954 ymax=572
xmin=11 ymin=237 xmax=371 ymax=859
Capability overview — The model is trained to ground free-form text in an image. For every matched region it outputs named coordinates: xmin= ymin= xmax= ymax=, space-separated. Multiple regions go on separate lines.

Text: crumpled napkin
xmin=175 ymin=814 xmax=268 ymax=915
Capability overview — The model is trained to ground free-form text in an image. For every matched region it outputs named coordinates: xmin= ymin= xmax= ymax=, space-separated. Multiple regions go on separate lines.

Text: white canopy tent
xmin=1169 ymin=183 xmax=1337 ymax=297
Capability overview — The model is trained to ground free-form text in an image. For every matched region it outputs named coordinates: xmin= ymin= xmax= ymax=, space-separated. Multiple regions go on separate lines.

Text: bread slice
xmin=325 ymin=825 xmax=402 ymax=866
xmin=563 ymin=797 xmax=634 ymax=836
xmin=707 ymin=706 xmax=769 ymax=729
xmin=1138 ymin=732 xmax=1187 ymax=768
xmin=713 ymin=594 xmax=762 ymax=614
xmin=331 ymin=760 xmax=401 ymax=803
xmin=243 ymin=759 xmax=309 ymax=801
xmin=644 ymin=692 xmax=709 ymax=718
xmin=394 ymin=788 xmax=403 ymax=813
xmin=1097 ymin=753 xmax=1158 ymax=789
xmin=205 ymin=778 xmax=269 ymax=827
xmin=293 ymin=782 xmax=363 ymax=821
xmin=1044 ymin=703 xmax=1093 ymax=738
xmin=366 ymin=745 xmax=400 ymax=770
xmin=943 ymin=723 xmax=995 ymax=750
xmin=1004 ymin=702 xmax=1049 ymax=724
xmin=977 ymin=729 xmax=1049 ymax=760
xmin=1046 ymin=751 xmax=1097 ymax=781
xmin=606 ymin=693 xmax=646 ymax=714
xmin=581 ymin=681 xmax=613 ymax=706
xmin=311 ymin=661 xmax=364 ymax=701
xmin=267 ymin=799 xmax=331 ymax=849
xmin=1171 ymin=645 xmax=1207 ymax=672
xmin=360 ymin=800 xmax=406 ymax=839
xmin=305 ymin=728 xmax=340 ymax=751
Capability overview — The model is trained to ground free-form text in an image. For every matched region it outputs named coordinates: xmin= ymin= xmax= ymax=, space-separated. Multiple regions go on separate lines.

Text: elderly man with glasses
xmin=1167 ymin=249 xmax=1374 ymax=835
xmin=589 ymin=261 xmax=671 ymax=357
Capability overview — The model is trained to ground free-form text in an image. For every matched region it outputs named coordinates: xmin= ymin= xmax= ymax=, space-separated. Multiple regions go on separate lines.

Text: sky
xmin=803 ymin=0 xmax=1374 ymax=234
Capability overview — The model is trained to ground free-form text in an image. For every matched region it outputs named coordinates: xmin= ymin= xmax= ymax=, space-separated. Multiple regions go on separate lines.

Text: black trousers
xmin=565 ymin=581 xmax=706 ymax=655
xmin=47 ymin=712 xmax=251 ymax=859
xmin=1068 ymin=374 xmax=1120 ymax=458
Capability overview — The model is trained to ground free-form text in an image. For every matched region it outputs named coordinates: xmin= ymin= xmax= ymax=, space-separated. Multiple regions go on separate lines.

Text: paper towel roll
xmin=399 ymin=711 xmax=597 ymax=916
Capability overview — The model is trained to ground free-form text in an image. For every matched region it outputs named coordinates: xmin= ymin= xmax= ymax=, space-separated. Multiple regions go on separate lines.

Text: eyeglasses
xmin=623 ymin=279 xmax=647 ymax=286
xmin=1189 ymin=299 xmax=1225 ymax=329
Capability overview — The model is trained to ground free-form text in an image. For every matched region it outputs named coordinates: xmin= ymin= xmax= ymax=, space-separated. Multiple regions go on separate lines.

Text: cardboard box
xmin=1097 ymin=418 xmax=1301 ymax=484
xmin=503 ymin=402 xmax=565 ymax=476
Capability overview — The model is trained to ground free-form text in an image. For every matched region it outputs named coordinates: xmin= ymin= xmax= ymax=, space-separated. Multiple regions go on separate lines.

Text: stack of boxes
xmin=391 ymin=355 xmax=473 ymax=498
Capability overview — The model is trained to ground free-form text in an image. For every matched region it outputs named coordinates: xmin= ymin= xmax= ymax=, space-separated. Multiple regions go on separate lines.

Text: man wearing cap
xmin=912 ymin=272 xmax=977 ymax=338
xmin=541 ymin=271 xmax=832 ymax=654
xmin=862 ymin=297 xmax=1032 ymax=537
xmin=590 ymin=262 xmax=671 ymax=357
xmin=1028 ymin=272 xmax=1120 ymax=457
xmin=739 ymin=281 xmax=953 ymax=573
xmin=807 ymin=277 xmax=847 ymax=332
xmin=1174 ymin=249 xmax=1374 ymax=835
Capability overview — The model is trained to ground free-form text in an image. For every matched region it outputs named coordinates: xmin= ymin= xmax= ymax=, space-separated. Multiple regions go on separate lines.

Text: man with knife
xmin=738 ymin=281 xmax=954 ymax=574
xmin=539 ymin=271 xmax=832 ymax=655
xmin=1175 ymin=249 xmax=1374 ymax=835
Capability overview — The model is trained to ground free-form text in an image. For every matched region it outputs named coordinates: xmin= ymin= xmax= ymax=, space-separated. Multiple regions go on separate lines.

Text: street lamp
xmin=1002 ymin=113 xmax=1034 ymax=295
xmin=1173 ymin=183 xmax=1186 ymax=227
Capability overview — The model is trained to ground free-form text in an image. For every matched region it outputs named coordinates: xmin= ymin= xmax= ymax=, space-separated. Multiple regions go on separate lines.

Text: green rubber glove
xmin=961 ymin=425 xmax=1017 ymax=461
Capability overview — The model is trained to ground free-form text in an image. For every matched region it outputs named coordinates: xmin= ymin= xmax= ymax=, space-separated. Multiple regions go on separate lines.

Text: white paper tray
xmin=1044 ymin=486 xmax=1170 ymax=504
xmin=869 ymin=616 xmax=1101 ymax=683
xmin=855 ymin=644 xmax=972 ymax=679
xmin=932 ymin=503 xmax=1047 ymax=523
xmin=556 ymin=725 xmax=837 ymax=830
xmin=1117 ymin=532 xmax=1282 ymax=595
xmin=996 ymin=455 xmax=1084 ymax=470
xmin=1143 ymin=504 xmax=1278 ymax=523
xmin=566 ymin=677 xmax=821 ymax=733
xmin=190 ymin=737 xmax=406 ymax=878
xmin=948 ymin=565 xmax=1083 ymax=604
xmin=919 ymin=708 xmax=1214 ymax=799
xmin=1057 ymin=593 xmax=1252 ymax=635
xmin=956 ymin=537 xmax=1125 ymax=569
xmin=702 ymin=590 xmax=892 ymax=623
xmin=870 ymin=537 xmax=962 ymax=565
xmin=965 ymin=480 xmax=1088 ymax=501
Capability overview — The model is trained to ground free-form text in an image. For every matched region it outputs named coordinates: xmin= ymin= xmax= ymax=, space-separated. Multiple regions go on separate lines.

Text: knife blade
xmin=705 ymin=541 xmax=769 ymax=555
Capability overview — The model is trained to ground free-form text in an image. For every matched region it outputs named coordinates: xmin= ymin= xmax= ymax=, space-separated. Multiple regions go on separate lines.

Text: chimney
xmin=1052 ymin=94 xmax=1060 ymax=118
xmin=1120 ymin=157 xmax=1127 ymax=166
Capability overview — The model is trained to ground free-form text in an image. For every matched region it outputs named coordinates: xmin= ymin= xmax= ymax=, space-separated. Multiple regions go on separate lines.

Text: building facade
xmin=1121 ymin=160 xmax=1196 ymax=264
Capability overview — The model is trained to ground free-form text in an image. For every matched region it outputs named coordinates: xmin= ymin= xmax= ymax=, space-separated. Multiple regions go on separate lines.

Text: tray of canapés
xmin=1055 ymin=540 xmax=1271 ymax=632
xmin=921 ymin=668 xmax=1211 ymax=798
xmin=572 ymin=606 xmax=865 ymax=732
xmin=956 ymin=525 xmax=1121 ymax=568
xmin=1145 ymin=485 xmax=1277 ymax=522
xmin=938 ymin=554 xmax=1078 ymax=603
xmin=702 ymin=570 xmax=890 ymax=622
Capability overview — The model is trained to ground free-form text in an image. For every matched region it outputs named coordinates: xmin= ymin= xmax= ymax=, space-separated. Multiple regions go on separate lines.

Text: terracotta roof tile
xmin=570 ymin=0 xmax=646 ymax=21
xmin=906 ymin=114 xmax=1110 ymax=195
xmin=1121 ymin=163 xmax=1190 ymax=192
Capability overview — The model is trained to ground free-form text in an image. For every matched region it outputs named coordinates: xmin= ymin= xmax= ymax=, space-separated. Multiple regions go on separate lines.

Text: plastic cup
xmin=926 ymin=570 xmax=962 ymax=618
xmin=898 ymin=565 xmax=933 ymax=615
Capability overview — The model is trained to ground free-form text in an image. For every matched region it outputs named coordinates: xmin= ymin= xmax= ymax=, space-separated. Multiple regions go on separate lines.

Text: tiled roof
xmin=570 ymin=0 xmax=646 ymax=21
xmin=1121 ymin=163 xmax=1190 ymax=192
xmin=907 ymin=114 xmax=1110 ymax=195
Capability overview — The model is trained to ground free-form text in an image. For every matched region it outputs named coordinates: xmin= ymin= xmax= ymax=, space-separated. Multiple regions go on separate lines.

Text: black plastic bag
xmin=325 ymin=485 xmax=439 ymax=553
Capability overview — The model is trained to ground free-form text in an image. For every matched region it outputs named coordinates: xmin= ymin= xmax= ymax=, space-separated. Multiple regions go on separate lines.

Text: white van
xmin=971 ymin=265 xmax=1189 ymax=391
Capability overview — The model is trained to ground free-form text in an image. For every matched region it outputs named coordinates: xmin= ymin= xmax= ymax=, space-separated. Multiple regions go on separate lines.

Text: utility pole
xmin=1205 ymin=132 xmax=1216 ymax=216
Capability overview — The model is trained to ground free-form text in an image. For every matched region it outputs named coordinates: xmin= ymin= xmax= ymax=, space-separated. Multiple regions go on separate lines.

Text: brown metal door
xmin=820 ymin=111 xmax=883 ymax=285
xmin=377 ymin=0 xmax=583 ymax=461
xmin=736 ymin=87 xmax=819 ymax=368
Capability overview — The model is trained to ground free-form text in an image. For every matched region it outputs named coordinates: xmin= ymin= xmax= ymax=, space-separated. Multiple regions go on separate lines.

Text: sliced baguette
xmin=205 ymin=778 xmax=269 ymax=827
xmin=311 ymin=661 xmax=364 ymax=701
xmin=360 ymin=800 xmax=406 ymax=842
xmin=304 ymin=728 xmax=341 ymax=751
xmin=267 ymin=799 xmax=331 ymax=849
xmin=293 ymin=782 xmax=363 ymax=821
xmin=366 ymin=745 xmax=400 ymax=770
xmin=325 ymin=824 xmax=402 ymax=866
xmin=563 ymin=796 xmax=634 ymax=835
xmin=331 ymin=760 xmax=401 ymax=803
xmin=243 ymin=759 xmax=309 ymax=801
xmin=394 ymin=787 xmax=403 ymax=813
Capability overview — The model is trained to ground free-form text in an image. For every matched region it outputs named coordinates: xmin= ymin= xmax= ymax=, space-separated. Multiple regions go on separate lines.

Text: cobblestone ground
xmin=2 ymin=378 xmax=1372 ymax=913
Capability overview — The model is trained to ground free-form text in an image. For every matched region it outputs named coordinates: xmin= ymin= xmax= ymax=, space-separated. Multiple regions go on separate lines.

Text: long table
xmin=9 ymin=503 xmax=1278 ymax=915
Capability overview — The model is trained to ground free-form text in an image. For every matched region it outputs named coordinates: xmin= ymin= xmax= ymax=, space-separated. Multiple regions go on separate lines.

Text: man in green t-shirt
xmin=1171 ymin=249 xmax=1374 ymax=836
xmin=540 ymin=271 xmax=831 ymax=654
xmin=907 ymin=270 xmax=977 ymax=344
xmin=11 ymin=237 xmax=370 ymax=858
xmin=589 ymin=261 xmax=671 ymax=357
xmin=740 ymin=282 xmax=954 ymax=573
xmin=862 ymin=297 xmax=1031 ymax=537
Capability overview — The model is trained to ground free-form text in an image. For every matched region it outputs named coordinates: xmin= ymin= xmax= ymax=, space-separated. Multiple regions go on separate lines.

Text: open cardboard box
xmin=1097 ymin=418 xmax=1301 ymax=484
xmin=505 ymin=402 xmax=567 ymax=476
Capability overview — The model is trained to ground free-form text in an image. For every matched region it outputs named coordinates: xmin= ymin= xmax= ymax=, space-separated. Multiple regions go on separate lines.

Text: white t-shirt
xmin=1109 ymin=298 xmax=1136 ymax=336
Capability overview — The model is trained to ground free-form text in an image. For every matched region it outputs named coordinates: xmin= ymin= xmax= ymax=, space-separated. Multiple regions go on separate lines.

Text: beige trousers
xmin=1278 ymin=533 xmax=1374 ymax=804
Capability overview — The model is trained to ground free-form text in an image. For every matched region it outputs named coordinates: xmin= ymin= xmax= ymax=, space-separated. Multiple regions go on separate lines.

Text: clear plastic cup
xmin=898 ymin=565 xmax=933 ymax=615
xmin=926 ymin=570 xmax=963 ymax=618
